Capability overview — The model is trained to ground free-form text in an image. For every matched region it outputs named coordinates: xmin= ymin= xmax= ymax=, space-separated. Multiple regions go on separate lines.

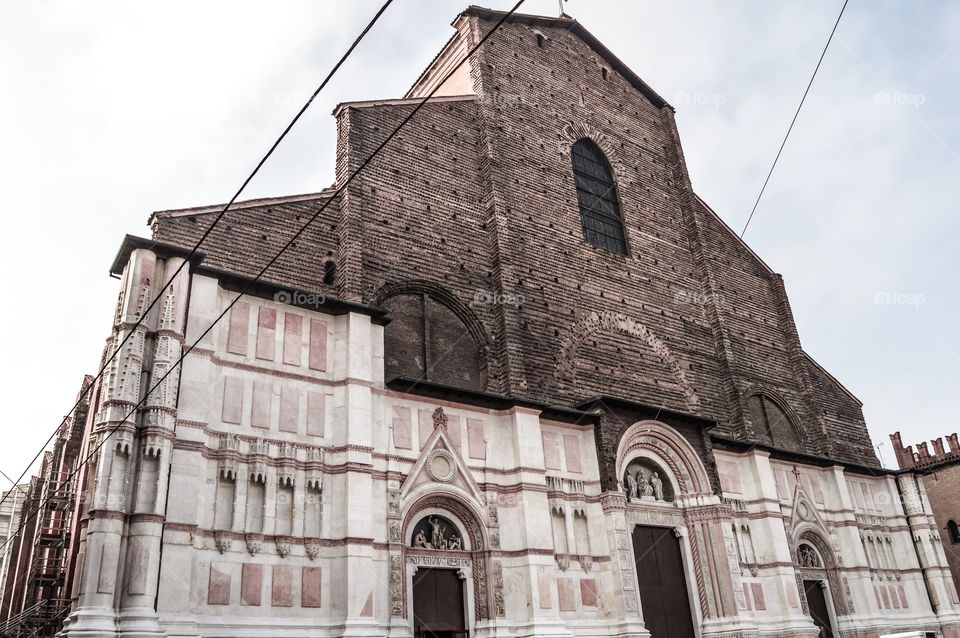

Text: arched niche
xmin=743 ymin=389 xmax=805 ymax=452
xmin=622 ymin=456 xmax=674 ymax=503
xmin=375 ymin=282 xmax=489 ymax=392
xmin=402 ymin=493 xmax=486 ymax=553
xmin=615 ymin=420 xmax=713 ymax=500
xmin=793 ymin=528 xmax=849 ymax=619
xmin=410 ymin=513 xmax=469 ymax=552
xmin=796 ymin=541 xmax=824 ymax=569
xmin=401 ymin=493 xmax=492 ymax=623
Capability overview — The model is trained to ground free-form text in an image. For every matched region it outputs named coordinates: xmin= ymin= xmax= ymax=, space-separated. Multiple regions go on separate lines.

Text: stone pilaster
xmin=601 ymin=493 xmax=649 ymax=638
xmin=897 ymin=473 xmax=960 ymax=630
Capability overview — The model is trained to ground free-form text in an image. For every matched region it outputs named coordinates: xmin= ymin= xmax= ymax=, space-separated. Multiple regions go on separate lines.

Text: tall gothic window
xmin=572 ymin=139 xmax=627 ymax=254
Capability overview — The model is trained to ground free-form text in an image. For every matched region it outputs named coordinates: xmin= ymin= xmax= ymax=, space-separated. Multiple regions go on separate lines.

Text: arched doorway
xmin=402 ymin=496 xmax=491 ymax=637
xmin=614 ymin=421 xmax=720 ymax=637
xmin=794 ymin=539 xmax=840 ymax=638
xmin=410 ymin=515 xmax=468 ymax=638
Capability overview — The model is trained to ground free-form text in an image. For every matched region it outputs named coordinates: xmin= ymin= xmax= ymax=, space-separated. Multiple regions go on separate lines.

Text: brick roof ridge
xmin=461 ymin=5 xmax=671 ymax=110
xmin=333 ymin=94 xmax=476 ymax=117
xmin=148 ymin=189 xmax=336 ymax=225
xmin=692 ymin=193 xmax=775 ymax=275
xmin=801 ymin=350 xmax=862 ymax=405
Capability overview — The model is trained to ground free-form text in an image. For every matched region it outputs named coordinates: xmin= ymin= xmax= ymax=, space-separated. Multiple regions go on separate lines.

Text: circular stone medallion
xmin=427 ymin=449 xmax=456 ymax=482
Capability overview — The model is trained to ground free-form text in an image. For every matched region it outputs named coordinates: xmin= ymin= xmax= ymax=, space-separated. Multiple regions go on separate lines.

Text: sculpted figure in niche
xmin=638 ymin=471 xmax=655 ymax=500
xmin=625 ymin=472 xmax=639 ymax=500
xmin=651 ymin=472 xmax=664 ymax=501
xmin=798 ymin=544 xmax=820 ymax=568
xmin=623 ymin=458 xmax=674 ymax=503
xmin=411 ymin=514 xmax=464 ymax=551
xmin=414 ymin=529 xmax=431 ymax=549
xmin=429 ymin=517 xmax=445 ymax=550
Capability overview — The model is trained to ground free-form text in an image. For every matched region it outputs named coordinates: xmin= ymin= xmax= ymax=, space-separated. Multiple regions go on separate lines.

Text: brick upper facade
xmin=150 ymin=6 xmax=876 ymax=467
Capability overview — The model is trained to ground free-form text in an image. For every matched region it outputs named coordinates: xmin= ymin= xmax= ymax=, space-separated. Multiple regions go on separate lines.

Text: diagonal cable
xmin=0 ymin=0 xmax=528 ymax=555
xmin=0 ymin=0 xmax=395 ymax=513
xmin=740 ymin=0 xmax=850 ymax=238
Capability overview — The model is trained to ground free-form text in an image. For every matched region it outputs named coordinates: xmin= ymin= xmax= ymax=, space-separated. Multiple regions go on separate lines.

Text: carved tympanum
xmin=411 ymin=514 xmax=464 ymax=551
xmin=623 ymin=458 xmax=673 ymax=503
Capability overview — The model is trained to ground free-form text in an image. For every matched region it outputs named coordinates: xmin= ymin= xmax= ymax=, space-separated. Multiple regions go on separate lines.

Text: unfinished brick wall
xmin=151 ymin=8 xmax=876 ymax=468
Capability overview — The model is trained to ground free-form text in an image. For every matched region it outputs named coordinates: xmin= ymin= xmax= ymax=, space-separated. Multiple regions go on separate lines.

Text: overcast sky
xmin=1 ymin=0 xmax=957 ymax=480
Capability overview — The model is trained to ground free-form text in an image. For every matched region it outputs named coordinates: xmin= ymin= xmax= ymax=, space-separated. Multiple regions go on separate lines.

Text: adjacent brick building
xmin=891 ymin=431 xmax=960 ymax=594
xmin=0 ymin=377 xmax=92 ymax=636
xmin=34 ymin=6 xmax=960 ymax=638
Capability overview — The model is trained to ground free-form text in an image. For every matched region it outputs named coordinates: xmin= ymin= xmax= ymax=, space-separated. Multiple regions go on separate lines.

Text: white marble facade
xmin=59 ymin=247 xmax=960 ymax=638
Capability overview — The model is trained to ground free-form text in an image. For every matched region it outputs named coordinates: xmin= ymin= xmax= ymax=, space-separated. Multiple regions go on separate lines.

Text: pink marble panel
xmin=419 ymin=410 xmax=433 ymax=449
xmin=227 ymin=301 xmax=250 ymax=355
xmin=279 ymin=387 xmax=299 ymax=433
xmin=898 ymin=584 xmax=909 ymax=608
xmin=558 ymin=577 xmax=576 ymax=611
xmin=97 ymin=545 xmax=117 ymax=594
xmin=744 ymin=585 xmax=753 ymax=610
xmin=251 ymin=382 xmax=271 ymax=429
xmin=70 ymin=550 xmax=85 ymax=598
xmin=890 ymin=584 xmax=901 ymax=609
xmin=880 ymin=585 xmax=891 ymax=609
xmin=306 ymin=392 xmax=325 ymax=437
xmin=392 ymin=406 xmax=412 ymax=450
xmin=447 ymin=415 xmax=461 ymax=451
xmin=811 ymin=476 xmax=825 ymax=504
xmin=302 ymin=567 xmax=322 ymax=608
xmin=126 ymin=541 xmax=148 ymax=595
xmin=241 ymin=564 xmax=262 ymax=606
xmin=272 ymin=565 xmax=293 ymax=607
xmin=787 ymin=582 xmax=799 ymax=609
xmin=775 ymin=470 xmax=789 ymax=500
xmin=282 ymin=313 xmax=302 ymax=366
xmin=308 ymin=319 xmax=327 ymax=371
xmin=717 ymin=459 xmax=742 ymax=494
xmin=208 ymin=564 xmax=231 ymax=605
xmin=538 ymin=570 xmax=551 ymax=609
xmin=751 ymin=582 xmax=765 ymax=611
xmin=467 ymin=418 xmax=485 ymax=460
xmin=255 ymin=307 xmax=276 ymax=361
xmin=360 ymin=592 xmax=373 ymax=617
xmin=222 ymin=376 xmax=243 ymax=424
xmin=579 ymin=578 xmax=598 ymax=607
xmin=542 ymin=432 xmax=562 ymax=471
xmin=563 ymin=434 xmax=583 ymax=473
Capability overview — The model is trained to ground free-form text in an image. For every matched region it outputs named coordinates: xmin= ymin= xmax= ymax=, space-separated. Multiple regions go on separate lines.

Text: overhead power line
xmin=740 ymin=0 xmax=850 ymax=238
xmin=0 ymin=0 xmax=395 ymax=514
xmin=0 ymin=0 xmax=528 ymax=555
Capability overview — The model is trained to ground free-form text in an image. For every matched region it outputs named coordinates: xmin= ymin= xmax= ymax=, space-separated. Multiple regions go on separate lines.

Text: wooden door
xmin=412 ymin=567 xmax=466 ymax=638
xmin=804 ymin=580 xmax=835 ymax=638
xmin=632 ymin=525 xmax=696 ymax=638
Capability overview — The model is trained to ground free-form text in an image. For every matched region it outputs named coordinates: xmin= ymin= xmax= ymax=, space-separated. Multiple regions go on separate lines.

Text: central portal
xmin=412 ymin=567 xmax=466 ymax=638
xmin=632 ymin=524 xmax=696 ymax=638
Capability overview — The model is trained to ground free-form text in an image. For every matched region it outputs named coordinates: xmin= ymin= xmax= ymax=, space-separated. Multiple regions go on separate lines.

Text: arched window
xmin=746 ymin=393 xmax=803 ymax=451
xmin=571 ymin=139 xmax=627 ymax=254
xmin=949 ymin=520 xmax=960 ymax=544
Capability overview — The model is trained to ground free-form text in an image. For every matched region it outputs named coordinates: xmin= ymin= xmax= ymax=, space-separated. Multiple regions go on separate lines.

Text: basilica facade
xmin=58 ymin=6 xmax=960 ymax=638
